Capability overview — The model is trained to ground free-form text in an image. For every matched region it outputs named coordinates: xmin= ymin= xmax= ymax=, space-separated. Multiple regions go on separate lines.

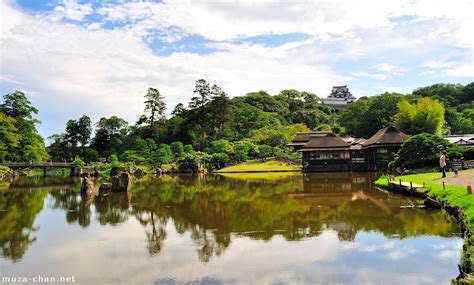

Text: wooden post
xmin=423 ymin=182 xmax=426 ymax=188
xmin=442 ymin=181 xmax=445 ymax=189
xmin=468 ymin=185 xmax=472 ymax=195
xmin=410 ymin=181 xmax=413 ymax=190
xmin=399 ymin=179 xmax=402 ymax=186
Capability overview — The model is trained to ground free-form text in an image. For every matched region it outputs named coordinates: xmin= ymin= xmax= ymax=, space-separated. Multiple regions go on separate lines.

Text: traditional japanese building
xmin=289 ymin=126 xmax=408 ymax=172
xmin=322 ymin=85 xmax=356 ymax=108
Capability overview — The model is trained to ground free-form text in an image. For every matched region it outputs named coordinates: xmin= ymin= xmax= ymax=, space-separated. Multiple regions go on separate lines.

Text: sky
xmin=0 ymin=0 xmax=473 ymax=139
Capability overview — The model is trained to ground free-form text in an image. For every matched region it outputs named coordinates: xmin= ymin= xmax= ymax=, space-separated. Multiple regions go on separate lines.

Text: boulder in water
xmin=112 ymin=172 xmax=132 ymax=192
xmin=81 ymin=176 xmax=97 ymax=195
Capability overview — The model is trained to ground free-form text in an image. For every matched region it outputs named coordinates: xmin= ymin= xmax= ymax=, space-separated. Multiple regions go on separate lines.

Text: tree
xmin=251 ymin=124 xmax=309 ymax=147
xmin=209 ymin=153 xmax=230 ymax=169
xmin=233 ymin=140 xmax=259 ymax=161
xmin=391 ymin=133 xmax=456 ymax=169
xmin=394 ymin=97 xmax=445 ymax=135
xmin=0 ymin=112 xmax=20 ymax=161
xmin=152 ymin=146 xmax=172 ymax=167
xmin=92 ymin=116 xmax=128 ymax=157
xmin=338 ymin=93 xmax=403 ymax=138
xmin=170 ymin=142 xmax=184 ymax=158
xmin=143 ymin=88 xmax=166 ymax=128
xmin=258 ymin=144 xmax=273 ymax=159
xmin=208 ymin=139 xmax=233 ymax=155
xmin=0 ymin=91 xmax=48 ymax=161
xmin=171 ymin=103 xmax=186 ymax=116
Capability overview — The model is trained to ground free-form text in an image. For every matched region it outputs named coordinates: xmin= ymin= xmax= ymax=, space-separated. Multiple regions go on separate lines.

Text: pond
xmin=0 ymin=172 xmax=462 ymax=284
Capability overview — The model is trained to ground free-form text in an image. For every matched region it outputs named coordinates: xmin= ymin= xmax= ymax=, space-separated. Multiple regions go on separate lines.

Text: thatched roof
xmin=362 ymin=126 xmax=408 ymax=147
xmin=301 ymin=134 xmax=351 ymax=150
xmin=291 ymin=131 xmax=334 ymax=143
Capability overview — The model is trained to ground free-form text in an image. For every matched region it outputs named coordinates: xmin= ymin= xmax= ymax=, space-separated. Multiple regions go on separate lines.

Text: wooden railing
xmin=451 ymin=160 xmax=474 ymax=170
xmin=0 ymin=162 xmax=71 ymax=168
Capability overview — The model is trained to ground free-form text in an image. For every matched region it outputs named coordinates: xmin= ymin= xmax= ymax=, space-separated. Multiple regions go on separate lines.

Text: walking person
xmin=440 ymin=150 xmax=447 ymax=178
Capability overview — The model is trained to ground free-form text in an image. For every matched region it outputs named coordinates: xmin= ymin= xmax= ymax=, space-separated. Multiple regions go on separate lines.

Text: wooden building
xmin=289 ymin=126 xmax=408 ymax=172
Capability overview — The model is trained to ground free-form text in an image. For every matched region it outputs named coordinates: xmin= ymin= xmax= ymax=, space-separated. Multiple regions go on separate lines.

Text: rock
xmin=99 ymin=183 xmax=111 ymax=191
xmin=112 ymin=172 xmax=132 ymax=192
xmin=134 ymin=168 xmax=146 ymax=178
xmin=156 ymin=168 xmax=163 ymax=176
xmin=81 ymin=176 xmax=97 ymax=195
xmin=80 ymin=172 xmax=90 ymax=178
xmin=70 ymin=167 xmax=82 ymax=177
xmin=424 ymin=197 xmax=441 ymax=208
xmin=110 ymin=166 xmax=121 ymax=177
xmin=93 ymin=170 xmax=101 ymax=177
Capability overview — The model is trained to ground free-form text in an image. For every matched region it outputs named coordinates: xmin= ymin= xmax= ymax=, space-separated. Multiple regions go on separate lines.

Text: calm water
xmin=0 ymin=173 xmax=462 ymax=284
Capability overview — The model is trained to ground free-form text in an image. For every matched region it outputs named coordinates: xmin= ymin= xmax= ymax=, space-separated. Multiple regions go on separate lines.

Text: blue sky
xmin=0 ymin=0 xmax=472 ymax=139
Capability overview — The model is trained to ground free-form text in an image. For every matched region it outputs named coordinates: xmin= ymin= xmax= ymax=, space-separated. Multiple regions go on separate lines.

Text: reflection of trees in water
xmin=49 ymin=190 xmax=92 ymax=227
xmin=0 ymin=190 xmax=47 ymax=262
xmin=1 ymin=173 xmax=459 ymax=264
xmin=134 ymin=211 xmax=167 ymax=256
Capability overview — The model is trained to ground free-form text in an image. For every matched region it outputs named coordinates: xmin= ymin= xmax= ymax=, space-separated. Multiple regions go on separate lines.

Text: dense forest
xmin=0 ymin=81 xmax=473 ymax=170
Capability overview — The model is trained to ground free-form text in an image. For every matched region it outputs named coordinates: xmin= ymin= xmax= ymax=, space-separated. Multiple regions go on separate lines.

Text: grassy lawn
xmin=217 ymin=172 xmax=301 ymax=181
xmin=215 ymin=158 xmax=301 ymax=173
xmin=375 ymin=170 xmax=474 ymax=281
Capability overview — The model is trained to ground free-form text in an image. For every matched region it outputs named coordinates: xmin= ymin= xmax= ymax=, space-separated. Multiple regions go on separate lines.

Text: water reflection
xmin=0 ymin=173 xmax=462 ymax=283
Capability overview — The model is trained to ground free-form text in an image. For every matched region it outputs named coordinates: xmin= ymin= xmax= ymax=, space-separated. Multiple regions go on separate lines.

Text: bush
xmin=107 ymin=154 xmax=119 ymax=163
xmin=258 ymin=144 xmax=273 ymax=158
xmin=209 ymin=152 xmax=230 ymax=169
xmin=177 ymin=151 xmax=209 ymax=172
xmin=0 ymin=165 xmax=11 ymax=174
xmin=391 ymin=133 xmax=454 ymax=169
xmin=121 ymin=150 xmax=145 ymax=163
xmin=70 ymin=156 xmax=86 ymax=168
xmin=83 ymin=148 xmax=100 ymax=163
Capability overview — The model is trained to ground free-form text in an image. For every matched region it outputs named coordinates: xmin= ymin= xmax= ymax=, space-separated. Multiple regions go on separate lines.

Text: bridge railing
xmin=0 ymin=162 xmax=71 ymax=167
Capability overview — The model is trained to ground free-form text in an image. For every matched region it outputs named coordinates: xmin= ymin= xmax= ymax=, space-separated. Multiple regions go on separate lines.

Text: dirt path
xmin=435 ymin=170 xmax=474 ymax=187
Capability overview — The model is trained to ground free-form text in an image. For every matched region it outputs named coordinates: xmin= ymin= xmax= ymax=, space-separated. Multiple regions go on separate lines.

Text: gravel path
xmin=436 ymin=170 xmax=474 ymax=187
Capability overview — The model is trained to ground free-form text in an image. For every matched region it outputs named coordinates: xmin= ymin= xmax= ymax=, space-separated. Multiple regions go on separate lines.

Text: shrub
xmin=209 ymin=152 xmax=230 ymax=169
xmin=70 ymin=156 xmax=86 ymax=168
xmin=391 ymin=133 xmax=454 ymax=169
xmin=107 ymin=154 xmax=119 ymax=163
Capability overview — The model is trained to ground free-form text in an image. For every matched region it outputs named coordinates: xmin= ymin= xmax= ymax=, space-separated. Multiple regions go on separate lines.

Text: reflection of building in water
xmin=327 ymin=222 xmax=356 ymax=241
xmin=302 ymin=172 xmax=378 ymax=193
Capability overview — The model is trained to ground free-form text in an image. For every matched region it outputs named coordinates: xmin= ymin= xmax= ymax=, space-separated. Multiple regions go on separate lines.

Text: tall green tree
xmin=394 ymin=97 xmax=445 ymax=135
xmin=0 ymin=91 xmax=48 ymax=161
xmin=0 ymin=112 xmax=20 ymax=161
xmin=144 ymin=88 xmax=166 ymax=128
xmin=339 ymin=93 xmax=403 ymax=138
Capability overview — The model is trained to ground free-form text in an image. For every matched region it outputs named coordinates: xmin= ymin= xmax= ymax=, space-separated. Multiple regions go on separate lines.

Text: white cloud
xmin=0 ymin=0 xmax=343 ymax=137
xmin=47 ymin=0 xmax=94 ymax=21
xmin=350 ymin=72 xmax=386 ymax=80
xmin=373 ymin=63 xmax=407 ymax=75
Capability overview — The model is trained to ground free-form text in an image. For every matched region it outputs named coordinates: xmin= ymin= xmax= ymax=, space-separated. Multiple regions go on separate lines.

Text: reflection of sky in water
xmin=1 ymin=195 xmax=462 ymax=284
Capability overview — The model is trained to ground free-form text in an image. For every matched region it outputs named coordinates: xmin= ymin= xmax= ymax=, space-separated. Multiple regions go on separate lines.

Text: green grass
xmin=375 ymin=170 xmax=474 ymax=282
xmin=217 ymin=172 xmax=301 ymax=181
xmin=215 ymin=158 xmax=301 ymax=173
